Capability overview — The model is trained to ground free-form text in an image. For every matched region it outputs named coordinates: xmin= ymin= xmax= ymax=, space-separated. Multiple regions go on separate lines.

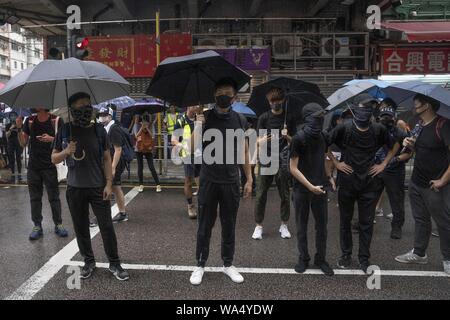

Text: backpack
xmin=435 ymin=117 xmax=447 ymax=142
xmin=112 ymin=123 xmax=135 ymax=163
xmin=136 ymin=128 xmax=154 ymax=153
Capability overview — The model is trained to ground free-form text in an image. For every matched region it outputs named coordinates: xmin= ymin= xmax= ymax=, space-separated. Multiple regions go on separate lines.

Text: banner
xmin=195 ymin=47 xmax=271 ymax=71
xmin=86 ymin=34 xmax=192 ymax=77
xmin=382 ymin=47 xmax=450 ymax=74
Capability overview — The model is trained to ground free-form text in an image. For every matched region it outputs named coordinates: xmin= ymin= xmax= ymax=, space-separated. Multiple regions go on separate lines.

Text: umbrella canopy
xmin=146 ymin=50 xmax=251 ymax=107
xmin=248 ymin=77 xmax=328 ymax=122
xmin=231 ymin=101 xmax=257 ymax=119
xmin=94 ymin=96 xmax=135 ymax=111
xmin=122 ymin=97 xmax=165 ymax=115
xmin=0 ymin=57 xmax=130 ymax=109
xmin=382 ymin=81 xmax=450 ymax=119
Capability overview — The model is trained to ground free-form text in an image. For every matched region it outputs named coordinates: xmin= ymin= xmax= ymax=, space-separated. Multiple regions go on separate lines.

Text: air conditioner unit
xmin=321 ymin=37 xmax=351 ymax=57
xmin=197 ymin=38 xmax=227 ymax=47
xmin=272 ymin=36 xmax=303 ymax=60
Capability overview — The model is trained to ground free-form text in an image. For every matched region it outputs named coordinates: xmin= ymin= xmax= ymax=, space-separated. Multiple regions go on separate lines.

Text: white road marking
xmin=65 ymin=261 xmax=450 ymax=278
xmin=5 ymin=187 xmax=140 ymax=300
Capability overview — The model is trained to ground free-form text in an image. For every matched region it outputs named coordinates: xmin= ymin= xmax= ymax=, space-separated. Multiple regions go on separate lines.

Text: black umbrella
xmin=247 ymin=77 xmax=328 ymax=122
xmin=122 ymin=98 xmax=166 ymax=115
xmin=146 ymin=50 xmax=251 ymax=107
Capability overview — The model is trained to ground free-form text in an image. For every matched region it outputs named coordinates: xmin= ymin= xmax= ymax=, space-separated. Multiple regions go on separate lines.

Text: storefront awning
xmin=382 ymin=21 xmax=450 ymax=43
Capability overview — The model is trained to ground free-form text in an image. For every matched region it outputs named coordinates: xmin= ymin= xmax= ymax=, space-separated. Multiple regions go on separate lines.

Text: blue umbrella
xmin=93 ymin=96 xmax=135 ymax=111
xmin=123 ymin=97 xmax=166 ymax=115
xmin=345 ymin=79 xmax=390 ymax=101
xmin=382 ymin=81 xmax=450 ymax=119
xmin=232 ymin=101 xmax=257 ymax=118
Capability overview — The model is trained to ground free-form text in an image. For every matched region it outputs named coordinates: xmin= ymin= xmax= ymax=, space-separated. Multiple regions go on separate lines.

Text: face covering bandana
xmin=70 ymin=105 xmax=94 ymax=128
xmin=303 ymin=115 xmax=324 ymax=139
xmin=351 ymin=105 xmax=373 ymax=130
xmin=215 ymin=95 xmax=233 ymax=109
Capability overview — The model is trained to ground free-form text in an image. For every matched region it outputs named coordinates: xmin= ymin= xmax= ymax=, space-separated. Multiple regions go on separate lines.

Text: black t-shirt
xmin=108 ymin=123 xmax=125 ymax=158
xmin=23 ymin=116 xmax=63 ymax=170
xmin=290 ymin=130 xmax=329 ymax=192
xmin=327 ymin=122 xmax=391 ymax=180
xmin=412 ymin=117 xmax=450 ymax=188
xmin=257 ymin=110 xmax=296 ymax=164
xmin=5 ymin=123 xmax=19 ymax=145
xmin=200 ymin=109 xmax=247 ymax=184
xmin=53 ymin=123 xmax=109 ymax=188
xmin=375 ymin=126 xmax=408 ymax=175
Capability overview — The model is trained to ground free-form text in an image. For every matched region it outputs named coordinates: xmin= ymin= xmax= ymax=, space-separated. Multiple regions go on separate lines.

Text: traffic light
xmin=71 ymin=34 xmax=89 ymax=60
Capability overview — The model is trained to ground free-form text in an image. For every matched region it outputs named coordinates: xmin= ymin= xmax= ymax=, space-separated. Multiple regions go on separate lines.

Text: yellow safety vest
xmin=166 ymin=112 xmax=179 ymax=135
xmin=178 ymin=116 xmax=192 ymax=158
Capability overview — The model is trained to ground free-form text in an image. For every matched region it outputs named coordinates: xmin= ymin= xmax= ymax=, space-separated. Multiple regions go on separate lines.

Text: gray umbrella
xmin=0 ymin=57 xmax=130 ymax=109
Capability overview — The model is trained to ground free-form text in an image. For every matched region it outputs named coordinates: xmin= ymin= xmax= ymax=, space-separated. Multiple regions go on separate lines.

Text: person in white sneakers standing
xmin=189 ymin=78 xmax=253 ymax=286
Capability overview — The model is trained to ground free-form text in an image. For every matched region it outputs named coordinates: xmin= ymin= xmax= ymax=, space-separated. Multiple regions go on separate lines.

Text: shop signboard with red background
xmin=85 ymin=34 xmax=192 ymax=77
xmin=382 ymin=47 xmax=450 ymax=74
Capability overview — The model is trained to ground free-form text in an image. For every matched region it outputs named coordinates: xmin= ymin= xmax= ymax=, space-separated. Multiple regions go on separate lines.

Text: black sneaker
xmin=337 ymin=255 xmax=352 ymax=269
xmin=109 ymin=264 xmax=130 ymax=281
xmin=294 ymin=259 xmax=309 ymax=274
xmin=315 ymin=261 xmax=335 ymax=276
xmin=390 ymin=226 xmax=402 ymax=239
xmin=359 ymin=261 xmax=370 ymax=274
xmin=80 ymin=262 xmax=96 ymax=279
xmin=112 ymin=212 xmax=129 ymax=223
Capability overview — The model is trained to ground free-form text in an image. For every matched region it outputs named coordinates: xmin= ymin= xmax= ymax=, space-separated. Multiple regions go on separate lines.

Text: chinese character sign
xmin=382 ymin=48 xmax=450 ymax=74
xmin=86 ymin=34 xmax=192 ymax=77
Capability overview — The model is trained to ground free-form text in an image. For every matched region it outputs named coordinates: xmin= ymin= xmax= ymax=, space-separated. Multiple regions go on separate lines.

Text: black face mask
xmin=352 ymin=105 xmax=374 ymax=130
xmin=303 ymin=115 xmax=324 ymax=139
xmin=70 ymin=105 xmax=94 ymax=128
xmin=380 ymin=116 xmax=395 ymax=128
xmin=215 ymin=95 xmax=233 ymax=109
xmin=271 ymin=103 xmax=283 ymax=112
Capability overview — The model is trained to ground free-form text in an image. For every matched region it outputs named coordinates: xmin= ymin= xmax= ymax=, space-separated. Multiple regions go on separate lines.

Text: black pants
xmin=8 ymin=143 xmax=22 ymax=174
xmin=136 ymin=152 xmax=160 ymax=185
xmin=380 ymin=171 xmax=405 ymax=228
xmin=66 ymin=186 xmax=120 ymax=265
xmin=196 ymin=180 xmax=240 ymax=267
xmin=409 ymin=181 xmax=450 ymax=261
xmin=28 ymin=167 xmax=62 ymax=227
xmin=293 ymin=188 xmax=328 ymax=264
xmin=338 ymin=174 xmax=383 ymax=263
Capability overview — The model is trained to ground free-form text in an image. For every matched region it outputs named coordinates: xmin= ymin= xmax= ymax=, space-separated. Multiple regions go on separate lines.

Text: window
xmin=21 ymin=62 xmax=24 ymax=70
xmin=11 ymin=42 xmax=19 ymax=51
xmin=14 ymin=61 xmax=17 ymax=69
xmin=11 ymin=24 xmax=21 ymax=34
xmin=0 ymin=56 xmax=6 ymax=68
xmin=34 ymin=49 xmax=40 ymax=58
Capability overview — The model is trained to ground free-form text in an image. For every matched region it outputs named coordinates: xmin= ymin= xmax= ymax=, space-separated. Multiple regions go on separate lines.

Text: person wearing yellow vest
xmin=164 ymin=105 xmax=179 ymax=158
xmin=171 ymin=106 xmax=202 ymax=219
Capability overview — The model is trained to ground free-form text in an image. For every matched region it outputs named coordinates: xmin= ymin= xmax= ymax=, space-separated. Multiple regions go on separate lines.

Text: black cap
xmin=302 ymin=103 xmax=325 ymax=120
xmin=379 ymin=106 xmax=396 ymax=118
xmin=353 ymin=93 xmax=377 ymax=106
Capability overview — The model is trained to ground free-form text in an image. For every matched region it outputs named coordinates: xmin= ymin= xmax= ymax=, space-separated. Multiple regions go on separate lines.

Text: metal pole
xmin=66 ymin=27 xmax=71 ymax=58
xmin=156 ymin=9 xmax=162 ymax=174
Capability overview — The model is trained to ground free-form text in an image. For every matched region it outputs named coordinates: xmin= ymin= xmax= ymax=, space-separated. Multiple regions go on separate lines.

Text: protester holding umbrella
xmin=327 ymin=93 xmax=400 ymax=274
xmin=252 ymin=86 xmax=295 ymax=241
xmin=395 ymin=94 xmax=450 ymax=275
xmin=17 ymin=107 xmax=67 ymax=240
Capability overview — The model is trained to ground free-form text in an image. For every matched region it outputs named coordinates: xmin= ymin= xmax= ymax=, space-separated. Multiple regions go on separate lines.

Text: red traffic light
xmin=76 ymin=37 xmax=89 ymax=49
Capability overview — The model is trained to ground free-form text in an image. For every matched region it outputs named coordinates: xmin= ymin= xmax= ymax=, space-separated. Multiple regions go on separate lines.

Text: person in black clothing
xmin=189 ymin=78 xmax=253 ymax=286
xmin=327 ymin=93 xmax=400 ymax=273
xmin=5 ymin=111 xmax=23 ymax=180
xmin=17 ymin=108 xmax=68 ymax=240
xmin=395 ymin=94 xmax=450 ymax=275
xmin=253 ymin=86 xmax=295 ymax=240
xmin=374 ymin=107 xmax=412 ymax=239
xmin=52 ymin=92 xmax=129 ymax=281
xmin=290 ymin=103 xmax=336 ymax=276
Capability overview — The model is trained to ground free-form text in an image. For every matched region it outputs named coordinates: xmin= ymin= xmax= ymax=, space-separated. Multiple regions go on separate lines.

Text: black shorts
xmin=113 ymin=160 xmax=126 ymax=186
xmin=184 ymin=164 xmax=201 ymax=178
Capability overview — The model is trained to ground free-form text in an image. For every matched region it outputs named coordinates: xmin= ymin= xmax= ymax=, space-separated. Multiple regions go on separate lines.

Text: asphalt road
xmin=0 ymin=184 xmax=449 ymax=300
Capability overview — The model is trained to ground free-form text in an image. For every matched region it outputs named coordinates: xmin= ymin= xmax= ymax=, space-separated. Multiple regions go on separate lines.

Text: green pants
xmin=254 ymin=169 xmax=290 ymax=224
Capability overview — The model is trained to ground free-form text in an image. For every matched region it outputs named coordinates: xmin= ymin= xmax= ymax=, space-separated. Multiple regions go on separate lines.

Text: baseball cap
xmin=353 ymin=93 xmax=378 ymax=106
xmin=379 ymin=106 xmax=396 ymax=118
xmin=98 ymin=106 xmax=114 ymax=116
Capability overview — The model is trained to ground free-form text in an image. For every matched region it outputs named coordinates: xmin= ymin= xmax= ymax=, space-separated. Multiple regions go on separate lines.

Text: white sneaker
xmin=375 ymin=208 xmax=384 ymax=217
xmin=188 ymin=205 xmax=197 ymax=219
xmin=252 ymin=226 xmax=263 ymax=240
xmin=386 ymin=213 xmax=394 ymax=220
xmin=223 ymin=266 xmax=244 ymax=283
xmin=156 ymin=185 xmax=162 ymax=193
xmin=193 ymin=190 xmax=198 ymax=196
xmin=190 ymin=267 xmax=204 ymax=285
xmin=395 ymin=249 xmax=428 ymax=264
xmin=279 ymin=224 xmax=291 ymax=239
xmin=443 ymin=261 xmax=450 ymax=275
xmin=138 ymin=185 xmax=144 ymax=192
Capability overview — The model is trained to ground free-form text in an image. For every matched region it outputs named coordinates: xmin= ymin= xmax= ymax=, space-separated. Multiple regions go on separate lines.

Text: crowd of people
xmin=1 ymin=77 xmax=449 ymax=285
